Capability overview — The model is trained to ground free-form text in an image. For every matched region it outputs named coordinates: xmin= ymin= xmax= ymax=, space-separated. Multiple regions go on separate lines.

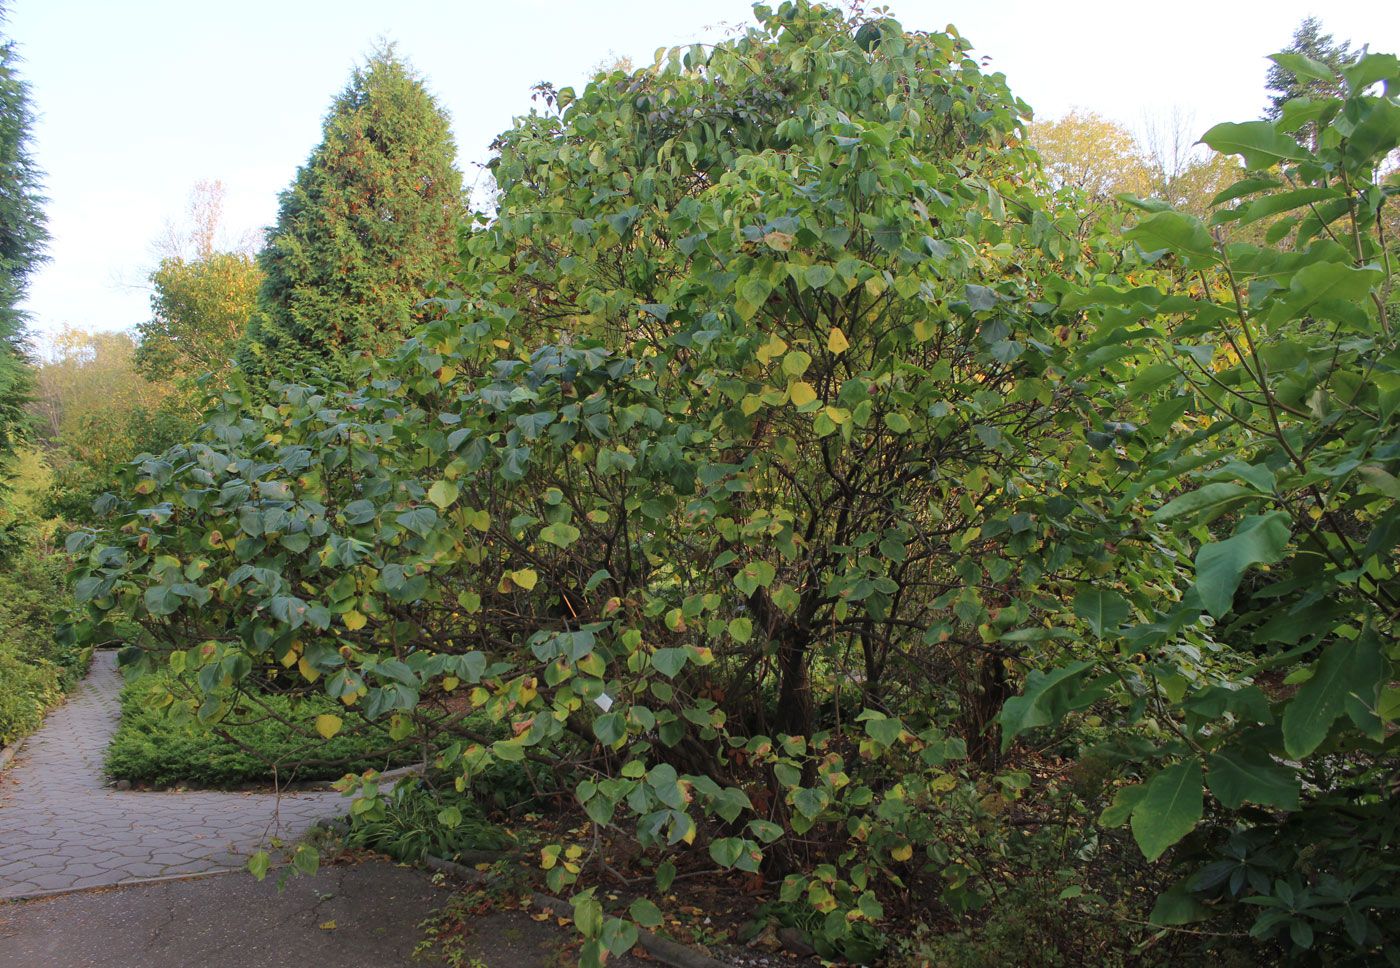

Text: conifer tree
xmin=238 ymin=49 xmax=463 ymax=382
xmin=1265 ymin=17 xmax=1355 ymax=120
xmin=0 ymin=1 xmax=46 ymax=459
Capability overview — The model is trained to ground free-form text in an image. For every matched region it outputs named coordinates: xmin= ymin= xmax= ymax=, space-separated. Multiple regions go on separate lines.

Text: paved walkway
xmin=0 ymin=652 xmax=345 ymax=899
xmin=0 ymin=858 xmax=652 ymax=968
xmin=0 ymin=860 xmax=452 ymax=968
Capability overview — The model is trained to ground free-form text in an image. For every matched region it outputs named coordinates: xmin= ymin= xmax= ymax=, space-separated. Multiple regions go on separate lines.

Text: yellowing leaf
xmin=437 ymin=365 xmax=457 ymax=384
xmin=511 ymin=568 xmax=539 ymax=591
xmin=469 ymin=509 xmax=490 ymax=532
xmin=762 ymin=230 xmax=795 ymax=251
xmin=539 ymin=523 xmax=581 ymax=548
xmin=756 ymin=334 xmax=789 ymax=365
xmin=789 ymin=382 xmax=818 ymax=407
xmin=315 ymin=714 xmax=343 ymax=739
xmin=827 ymin=326 xmax=850 ymax=354
xmin=319 ymin=920 xmax=337 ymax=931
xmin=891 ymin=843 xmax=913 ymax=861
xmin=342 ymin=610 xmax=367 ymax=631
xmin=428 ymin=480 xmax=459 ymax=509
xmin=298 ymin=656 xmax=320 ymax=683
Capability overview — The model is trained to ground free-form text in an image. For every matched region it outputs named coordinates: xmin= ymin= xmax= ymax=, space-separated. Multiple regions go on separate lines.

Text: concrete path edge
xmin=0 ymin=865 xmax=244 ymax=904
xmin=0 ymin=737 xmax=23 ymax=773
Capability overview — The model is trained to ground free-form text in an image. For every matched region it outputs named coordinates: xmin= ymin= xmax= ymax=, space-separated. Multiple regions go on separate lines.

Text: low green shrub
xmin=0 ymin=648 xmax=61 ymax=747
xmin=104 ymin=670 xmax=417 ymax=788
xmin=0 ymin=545 xmax=87 ymax=746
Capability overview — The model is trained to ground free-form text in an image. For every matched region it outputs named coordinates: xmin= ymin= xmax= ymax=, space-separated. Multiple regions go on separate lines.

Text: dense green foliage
xmin=42 ymin=406 xmax=191 ymax=524
xmin=0 ymin=648 xmax=58 ymax=745
xmin=0 ymin=546 xmax=87 ymax=745
xmin=104 ymin=667 xmax=416 ymax=788
xmin=237 ymin=50 xmax=463 ymax=384
xmin=1014 ymin=52 xmax=1400 ymax=963
xmin=64 ymin=4 xmax=1399 ymax=965
xmin=0 ymin=1 xmax=45 ymax=467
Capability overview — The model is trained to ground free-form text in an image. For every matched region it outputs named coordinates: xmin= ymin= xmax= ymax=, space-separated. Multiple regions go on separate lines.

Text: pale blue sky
xmin=9 ymin=0 xmax=1399 ymax=346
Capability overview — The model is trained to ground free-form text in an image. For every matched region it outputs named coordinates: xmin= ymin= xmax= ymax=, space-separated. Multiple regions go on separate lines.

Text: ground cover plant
xmin=103 ymin=667 xmax=419 ymax=788
xmin=333 ymin=775 xmax=516 ymax=862
xmin=63 ymin=3 xmax=1399 ymax=964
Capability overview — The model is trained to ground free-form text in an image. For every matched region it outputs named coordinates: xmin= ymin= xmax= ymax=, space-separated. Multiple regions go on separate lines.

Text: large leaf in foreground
xmin=1200 ymin=120 xmax=1311 ymax=169
xmin=1282 ymin=630 xmax=1386 ymax=759
xmin=997 ymin=661 xmax=1095 ymax=750
xmin=1131 ymin=761 xmax=1204 ymax=862
xmin=1205 ymin=750 xmax=1299 ymax=810
xmin=1193 ymin=512 xmax=1291 ymax=617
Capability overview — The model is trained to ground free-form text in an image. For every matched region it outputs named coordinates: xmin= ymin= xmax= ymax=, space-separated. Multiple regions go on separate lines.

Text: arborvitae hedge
xmin=238 ymin=50 xmax=463 ymax=383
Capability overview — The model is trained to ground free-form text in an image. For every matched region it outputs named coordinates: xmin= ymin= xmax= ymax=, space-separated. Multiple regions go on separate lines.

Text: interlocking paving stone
xmin=0 ymin=652 xmax=345 ymax=899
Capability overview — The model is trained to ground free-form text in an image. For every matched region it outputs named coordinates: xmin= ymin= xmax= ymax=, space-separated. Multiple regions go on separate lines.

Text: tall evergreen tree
xmin=0 ymin=2 xmax=46 ymax=460
xmin=238 ymin=49 xmax=463 ymax=383
xmin=1265 ymin=16 xmax=1355 ymax=120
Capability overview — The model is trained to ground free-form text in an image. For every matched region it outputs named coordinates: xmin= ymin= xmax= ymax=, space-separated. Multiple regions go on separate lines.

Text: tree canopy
xmin=1031 ymin=108 xmax=1152 ymax=200
xmin=61 ymin=5 xmax=1400 ymax=964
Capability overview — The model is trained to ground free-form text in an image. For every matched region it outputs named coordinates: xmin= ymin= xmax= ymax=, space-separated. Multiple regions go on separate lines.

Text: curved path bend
xmin=0 ymin=652 xmax=344 ymax=899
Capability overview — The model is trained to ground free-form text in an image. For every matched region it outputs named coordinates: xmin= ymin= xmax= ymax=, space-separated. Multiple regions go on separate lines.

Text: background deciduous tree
xmin=1139 ymin=107 xmax=1243 ymax=222
xmin=31 ymin=327 xmax=183 ymax=521
xmin=1030 ymin=108 xmax=1151 ymax=201
xmin=135 ymin=181 xmax=261 ymax=399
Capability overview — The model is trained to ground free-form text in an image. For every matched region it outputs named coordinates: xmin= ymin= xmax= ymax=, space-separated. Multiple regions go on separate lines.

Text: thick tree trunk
xmin=774 ymin=634 xmax=812 ymax=740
